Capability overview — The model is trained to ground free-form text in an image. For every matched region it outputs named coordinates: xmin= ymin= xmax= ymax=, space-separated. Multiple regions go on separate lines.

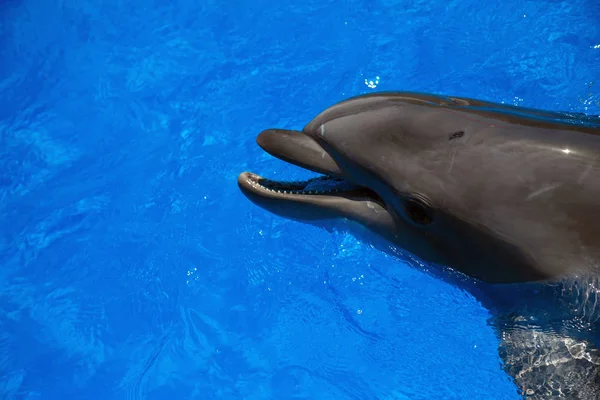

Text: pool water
xmin=0 ymin=0 xmax=599 ymax=399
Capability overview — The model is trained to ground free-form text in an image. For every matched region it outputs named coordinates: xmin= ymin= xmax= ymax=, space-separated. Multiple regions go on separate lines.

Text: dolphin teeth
xmin=247 ymin=174 xmax=359 ymax=196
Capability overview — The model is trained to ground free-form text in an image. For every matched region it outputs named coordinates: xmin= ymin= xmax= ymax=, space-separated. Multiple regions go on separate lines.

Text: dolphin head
xmin=238 ymin=92 xmax=600 ymax=284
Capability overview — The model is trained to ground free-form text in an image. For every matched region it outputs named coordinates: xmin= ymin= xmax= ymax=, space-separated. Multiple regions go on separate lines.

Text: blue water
xmin=1 ymin=0 xmax=599 ymax=399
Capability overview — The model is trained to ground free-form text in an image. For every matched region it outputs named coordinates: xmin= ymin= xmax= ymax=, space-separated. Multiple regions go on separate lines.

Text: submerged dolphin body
xmin=237 ymin=92 xmax=600 ymax=398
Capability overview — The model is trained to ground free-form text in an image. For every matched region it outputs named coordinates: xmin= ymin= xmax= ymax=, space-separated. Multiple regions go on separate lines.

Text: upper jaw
xmin=238 ymin=128 xmax=385 ymax=204
xmin=256 ymin=129 xmax=342 ymax=177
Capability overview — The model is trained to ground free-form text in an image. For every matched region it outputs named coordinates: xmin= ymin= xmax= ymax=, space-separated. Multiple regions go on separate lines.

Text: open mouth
xmin=237 ymin=128 xmax=385 ymax=205
xmin=239 ymin=171 xmax=382 ymax=200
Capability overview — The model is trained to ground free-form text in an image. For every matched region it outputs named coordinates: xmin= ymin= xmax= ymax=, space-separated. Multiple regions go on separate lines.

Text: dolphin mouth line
xmin=239 ymin=171 xmax=383 ymax=201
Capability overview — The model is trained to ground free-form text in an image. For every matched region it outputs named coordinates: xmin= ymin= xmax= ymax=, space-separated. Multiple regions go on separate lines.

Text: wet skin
xmin=238 ymin=91 xmax=600 ymax=285
xmin=237 ymin=91 xmax=600 ymax=399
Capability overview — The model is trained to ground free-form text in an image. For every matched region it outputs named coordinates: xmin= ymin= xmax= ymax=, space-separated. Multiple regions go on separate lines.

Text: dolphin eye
xmin=405 ymin=198 xmax=433 ymax=226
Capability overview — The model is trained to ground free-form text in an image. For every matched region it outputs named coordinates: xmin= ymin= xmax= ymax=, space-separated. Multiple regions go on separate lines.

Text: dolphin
xmin=237 ymin=91 xmax=600 ymax=399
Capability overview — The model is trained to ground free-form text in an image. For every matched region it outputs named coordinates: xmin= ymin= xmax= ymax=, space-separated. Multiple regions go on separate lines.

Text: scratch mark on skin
xmin=446 ymin=130 xmax=471 ymax=175
xmin=578 ymin=155 xmax=599 ymax=184
xmin=448 ymin=148 xmax=457 ymax=174
xmin=526 ymin=183 xmax=563 ymax=201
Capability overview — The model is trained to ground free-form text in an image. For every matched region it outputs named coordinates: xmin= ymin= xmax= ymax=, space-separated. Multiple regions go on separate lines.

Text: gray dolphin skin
xmin=237 ymin=91 xmax=600 ymax=399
